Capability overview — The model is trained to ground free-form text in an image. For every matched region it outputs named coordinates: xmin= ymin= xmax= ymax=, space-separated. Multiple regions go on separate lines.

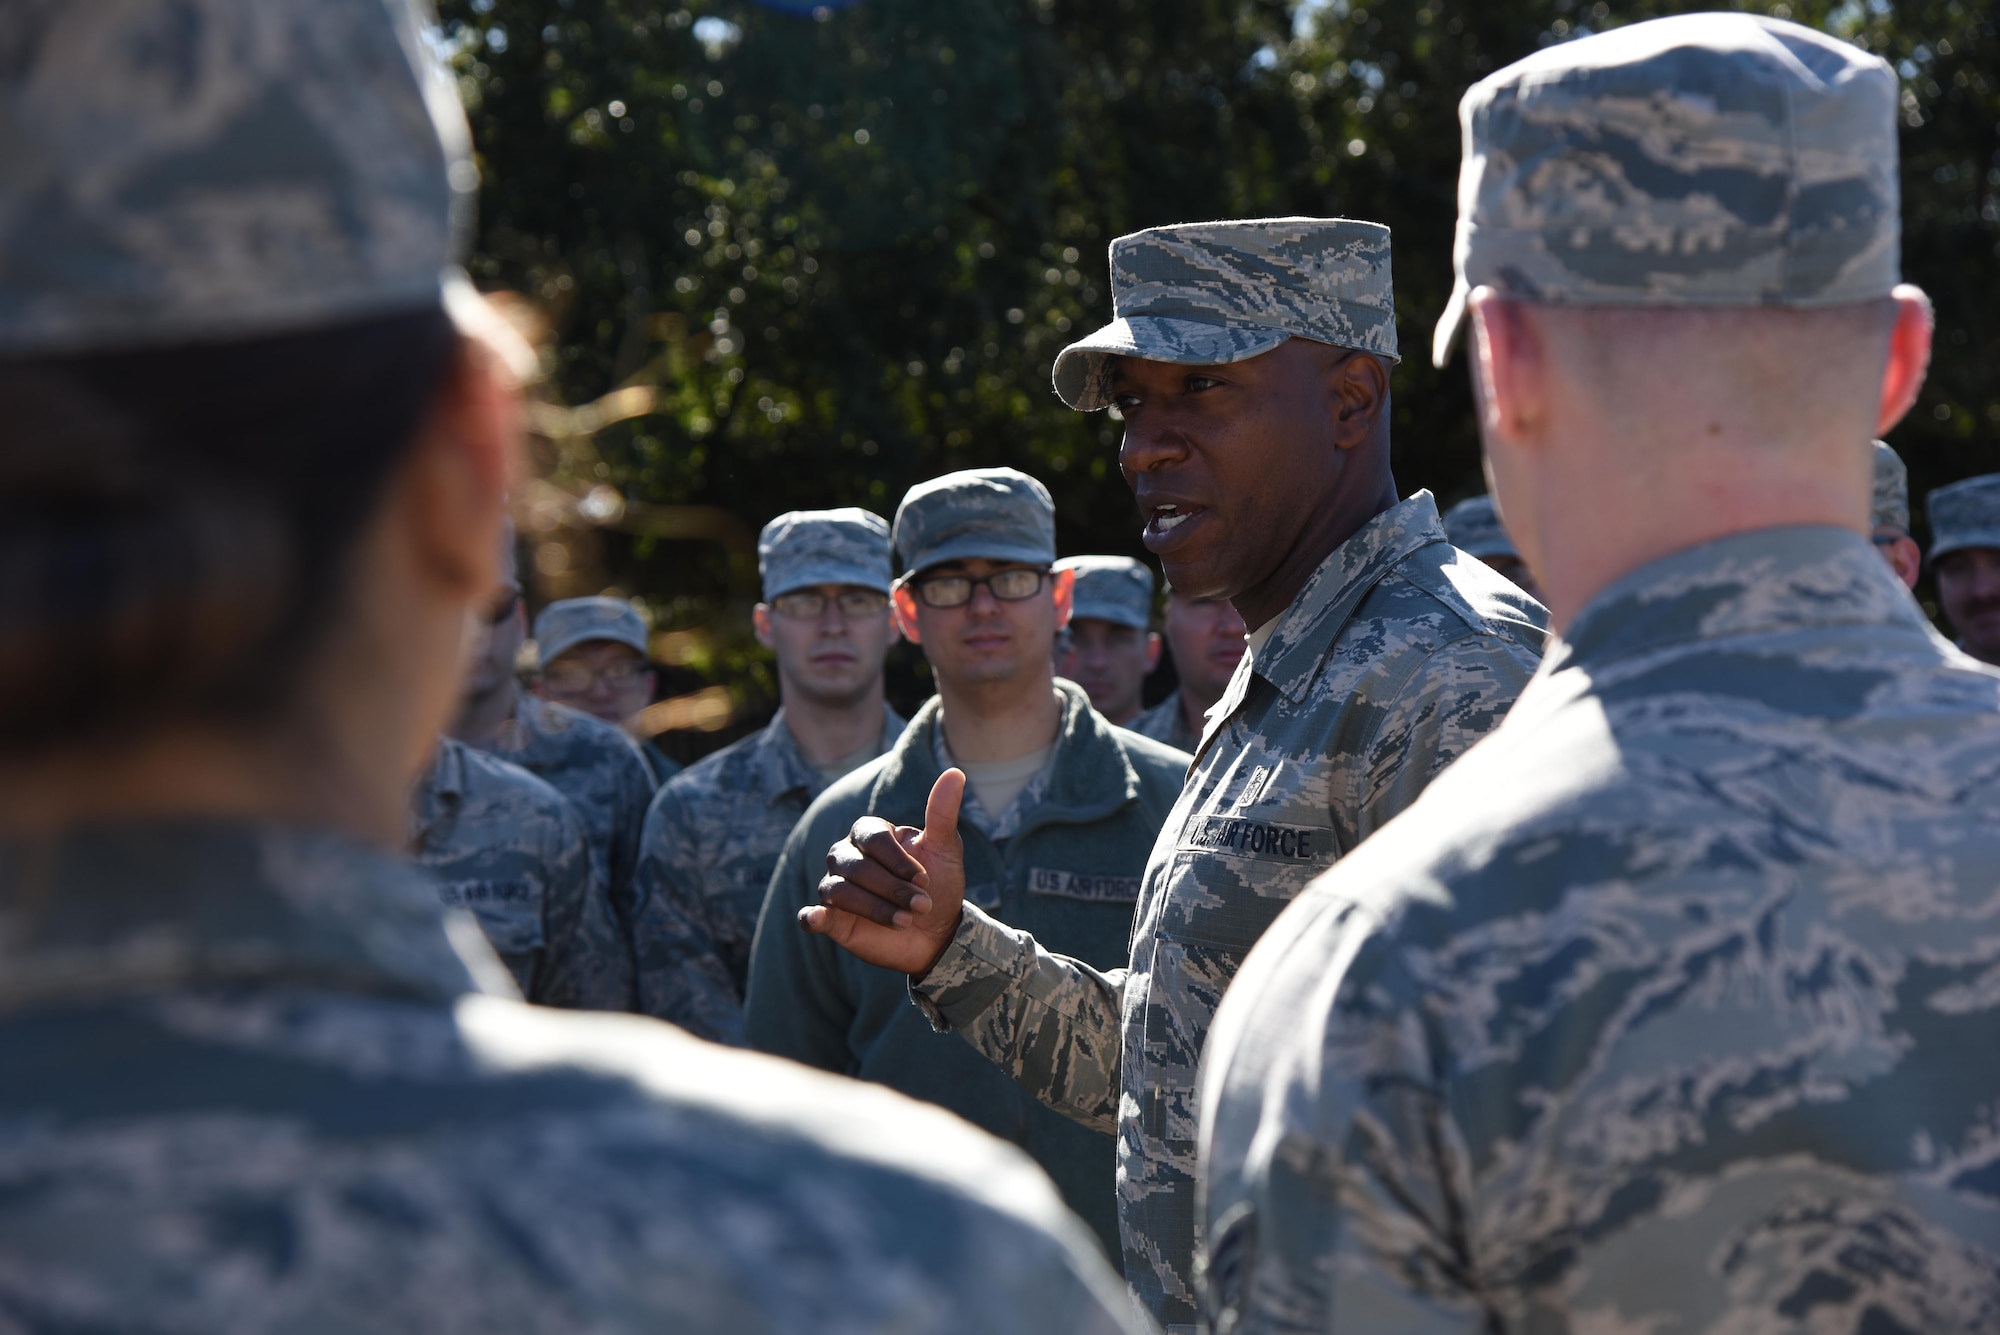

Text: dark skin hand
xmin=801 ymin=337 xmax=1400 ymax=973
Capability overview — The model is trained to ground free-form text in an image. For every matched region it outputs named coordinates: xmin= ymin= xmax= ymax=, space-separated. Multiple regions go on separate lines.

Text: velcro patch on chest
xmin=1027 ymin=867 xmax=1143 ymax=903
xmin=1179 ymin=815 xmax=1322 ymax=861
xmin=432 ymin=878 xmax=539 ymax=906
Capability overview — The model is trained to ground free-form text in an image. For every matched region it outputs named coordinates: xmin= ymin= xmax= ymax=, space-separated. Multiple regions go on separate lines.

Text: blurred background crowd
xmin=439 ymin=0 xmax=2000 ymax=766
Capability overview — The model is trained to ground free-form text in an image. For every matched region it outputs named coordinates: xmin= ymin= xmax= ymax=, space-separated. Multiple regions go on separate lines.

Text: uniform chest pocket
xmin=433 ymin=879 xmax=546 ymax=955
xmin=1025 ymin=866 xmax=1142 ymax=904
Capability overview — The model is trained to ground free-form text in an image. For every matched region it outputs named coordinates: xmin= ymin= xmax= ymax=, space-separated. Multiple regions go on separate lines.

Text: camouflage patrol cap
xmin=1434 ymin=13 xmax=1901 ymax=368
xmin=1441 ymin=494 xmax=1520 ymax=561
xmin=533 ymin=598 xmax=650 ymax=668
xmin=1926 ymin=474 xmax=2000 ymax=563
xmin=893 ymin=469 xmax=1056 ymax=576
xmin=1052 ymin=218 xmax=1399 ymax=412
xmin=0 ymin=0 xmax=475 ymax=355
xmin=758 ymin=508 xmax=894 ymax=599
xmin=1872 ymin=440 xmax=1910 ymax=534
xmin=1054 ymin=556 xmax=1155 ymax=630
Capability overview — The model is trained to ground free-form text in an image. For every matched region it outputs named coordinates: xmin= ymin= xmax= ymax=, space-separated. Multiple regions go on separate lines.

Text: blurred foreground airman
xmin=1201 ymin=16 xmax=2000 ymax=1332
xmin=0 ymin=6 xmax=1147 ymax=1330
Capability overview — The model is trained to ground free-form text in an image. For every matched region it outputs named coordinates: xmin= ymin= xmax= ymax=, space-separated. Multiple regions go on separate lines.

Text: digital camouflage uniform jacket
xmin=1129 ymin=689 xmax=1201 ymax=755
xmin=410 ymin=736 xmax=632 ymax=1010
xmin=484 ymin=693 xmax=657 ymax=927
xmin=0 ymin=820 xmax=1148 ymax=1335
xmin=913 ymin=492 xmax=1548 ymax=1330
xmin=631 ymin=703 xmax=905 ymax=1044
xmin=1200 ymin=526 xmax=2000 ymax=1334
xmin=748 ymin=680 xmax=1190 ymax=1260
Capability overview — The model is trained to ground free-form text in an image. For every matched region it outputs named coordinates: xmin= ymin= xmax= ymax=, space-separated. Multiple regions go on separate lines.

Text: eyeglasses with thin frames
xmin=901 ymin=567 xmax=1049 ymax=609
xmin=770 ymin=589 xmax=891 ymax=620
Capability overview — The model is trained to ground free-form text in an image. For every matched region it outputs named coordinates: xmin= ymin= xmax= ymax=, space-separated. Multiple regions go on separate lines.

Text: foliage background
xmin=439 ymin=0 xmax=2000 ymax=754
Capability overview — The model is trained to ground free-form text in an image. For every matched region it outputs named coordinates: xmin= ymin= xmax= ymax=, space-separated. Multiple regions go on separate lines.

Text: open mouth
xmin=1144 ymin=502 xmax=1206 ymax=547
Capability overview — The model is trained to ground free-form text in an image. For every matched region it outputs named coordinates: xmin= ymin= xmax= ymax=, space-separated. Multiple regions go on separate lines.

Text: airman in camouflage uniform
xmin=0 ymin=5 xmax=1148 ymax=1329
xmin=410 ymin=735 xmax=632 ymax=1009
xmin=1130 ymin=584 xmax=1248 ymax=755
xmin=1871 ymin=441 xmax=1921 ymax=589
xmin=753 ymin=471 xmax=1192 ymax=1260
xmin=804 ymin=226 xmax=1546 ymax=1329
xmin=1441 ymin=493 xmax=1543 ymax=604
xmin=1055 ymin=555 xmax=1162 ymax=726
xmin=1926 ymin=473 xmax=2000 ymax=665
xmin=1201 ymin=17 xmax=1997 ymax=1332
xmin=454 ymin=543 xmax=659 ymax=933
xmin=631 ymin=509 xmax=905 ymax=1042
xmin=532 ymin=596 xmax=682 ymax=785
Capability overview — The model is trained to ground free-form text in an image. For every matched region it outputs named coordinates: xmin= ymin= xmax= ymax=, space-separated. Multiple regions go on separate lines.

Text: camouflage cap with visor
xmin=893 ymin=469 xmax=1056 ymax=576
xmin=1926 ymin=474 xmax=2000 ymax=564
xmin=1433 ymin=13 xmax=1901 ymax=368
xmin=0 ymin=0 xmax=478 ymax=355
xmin=1872 ymin=440 xmax=1910 ymax=535
xmin=1054 ymin=556 xmax=1155 ymax=630
xmin=758 ymin=508 xmax=894 ymax=600
xmin=1052 ymin=218 xmax=1399 ymax=412
xmin=534 ymin=598 xmax=651 ymax=669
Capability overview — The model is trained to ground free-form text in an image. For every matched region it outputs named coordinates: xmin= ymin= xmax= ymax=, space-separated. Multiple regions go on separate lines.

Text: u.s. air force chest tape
xmin=1028 ymin=868 xmax=1144 ymax=903
xmin=1156 ymin=756 xmax=1338 ymax=954
xmin=431 ymin=878 xmax=546 ymax=955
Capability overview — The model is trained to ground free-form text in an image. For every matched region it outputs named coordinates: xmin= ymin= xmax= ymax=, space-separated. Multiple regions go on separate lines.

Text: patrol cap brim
xmin=1432 ymin=275 xmax=1473 ymax=369
xmin=1052 ymin=316 xmax=1293 ymax=412
xmin=1929 ymin=528 xmax=2000 ymax=564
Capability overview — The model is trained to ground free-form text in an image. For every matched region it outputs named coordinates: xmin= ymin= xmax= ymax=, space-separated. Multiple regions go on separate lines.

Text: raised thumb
xmin=922 ymin=768 xmax=966 ymax=853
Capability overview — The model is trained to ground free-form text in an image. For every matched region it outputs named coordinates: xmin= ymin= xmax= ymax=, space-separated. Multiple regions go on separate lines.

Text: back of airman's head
xmin=1 ymin=0 xmax=478 ymax=750
xmin=1434 ymin=13 xmax=1901 ymax=370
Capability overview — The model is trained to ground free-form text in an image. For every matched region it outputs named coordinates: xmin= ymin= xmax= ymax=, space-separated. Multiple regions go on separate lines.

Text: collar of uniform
xmin=868 ymin=680 xmax=1140 ymax=828
xmin=1250 ymin=490 xmax=1450 ymax=705
xmin=752 ymin=703 xmax=908 ymax=806
xmin=1548 ymin=525 xmax=1933 ymax=675
xmin=407 ymin=736 xmax=467 ymax=847
xmin=0 ymin=819 xmax=491 ymax=1016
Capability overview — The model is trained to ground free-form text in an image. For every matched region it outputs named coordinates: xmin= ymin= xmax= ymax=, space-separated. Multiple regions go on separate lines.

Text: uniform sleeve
xmin=604 ymin=742 xmax=657 ymax=925
xmin=1355 ymin=633 xmax=1539 ymax=843
xmin=1199 ymin=893 xmax=1488 ymax=1335
xmin=910 ymin=904 xmax=1127 ymax=1135
xmin=630 ymin=784 xmax=747 ymax=1045
xmin=531 ymin=799 xmax=637 ymax=1012
xmin=743 ymin=812 xmax=863 ymax=1071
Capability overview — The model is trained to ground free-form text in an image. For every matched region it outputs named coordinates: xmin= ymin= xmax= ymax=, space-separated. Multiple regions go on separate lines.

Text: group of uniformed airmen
xmin=7 ymin=2 xmax=2000 ymax=1331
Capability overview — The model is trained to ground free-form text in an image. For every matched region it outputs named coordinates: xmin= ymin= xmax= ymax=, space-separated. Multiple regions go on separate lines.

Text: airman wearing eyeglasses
xmin=628 ymin=509 xmax=906 ymax=1042
xmin=452 ymin=530 xmax=658 ymax=943
xmin=532 ymin=596 xmax=679 ymax=784
xmin=745 ymin=469 xmax=1192 ymax=1259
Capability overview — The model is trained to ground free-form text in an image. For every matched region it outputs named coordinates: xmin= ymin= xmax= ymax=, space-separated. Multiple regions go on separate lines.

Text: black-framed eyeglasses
xmin=771 ymin=589 xmax=890 ymax=620
xmin=542 ymin=659 xmax=650 ymax=693
xmin=903 ymin=567 xmax=1049 ymax=609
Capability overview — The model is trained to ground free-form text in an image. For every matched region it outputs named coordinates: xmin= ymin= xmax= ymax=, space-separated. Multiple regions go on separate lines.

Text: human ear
xmin=1469 ymin=289 xmax=1546 ymax=452
xmin=1328 ymin=349 xmax=1390 ymax=451
xmin=891 ymin=587 xmax=924 ymax=644
xmin=1877 ymin=285 xmax=1934 ymax=436
xmin=1145 ymin=631 xmax=1162 ymax=673
xmin=401 ymin=336 xmax=522 ymax=607
xmin=752 ymin=604 xmax=776 ymax=651
xmin=1051 ymin=568 xmax=1075 ymax=629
